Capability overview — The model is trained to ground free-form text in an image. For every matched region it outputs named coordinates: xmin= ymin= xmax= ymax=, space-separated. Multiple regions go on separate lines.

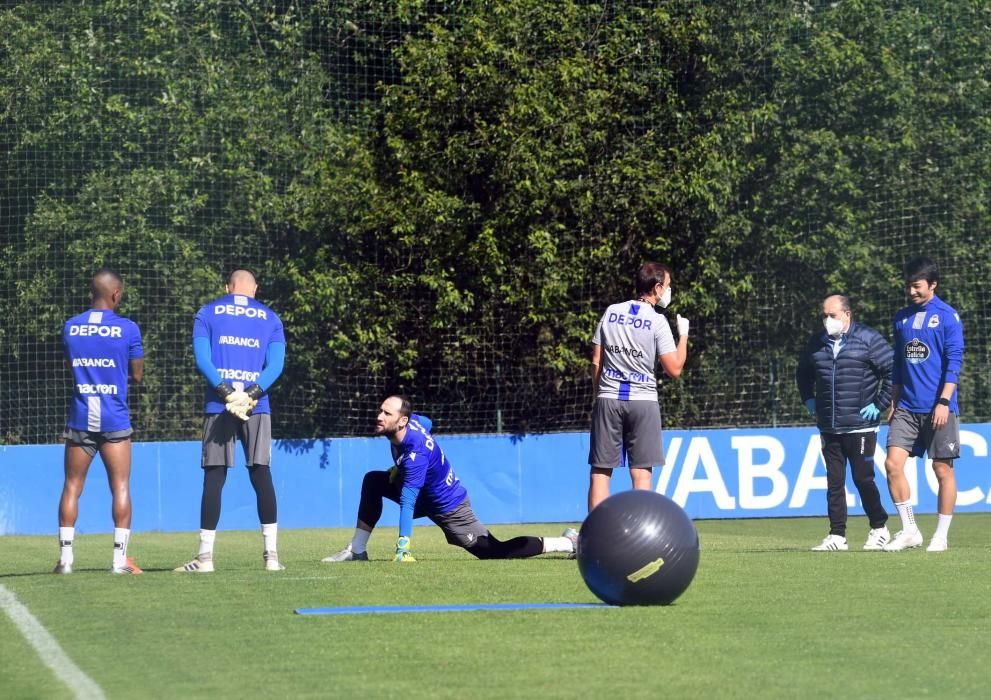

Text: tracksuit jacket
xmin=796 ymin=321 xmax=894 ymax=432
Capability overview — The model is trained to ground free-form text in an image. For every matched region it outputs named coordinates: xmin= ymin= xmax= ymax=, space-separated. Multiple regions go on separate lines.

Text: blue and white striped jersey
xmin=63 ymin=309 xmax=143 ymax=432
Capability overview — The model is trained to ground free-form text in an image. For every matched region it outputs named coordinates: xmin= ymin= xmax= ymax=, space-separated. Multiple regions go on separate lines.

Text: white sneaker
xmin=321 ymin=544 xmax=369 ymax=562
xmin=111 ymin=557 xmax=143 ymax=575
xmin=174 ymin=555 xmax=214 ymax=573
xmin=881 ymin=528 xmax=924 ymax=552
xmin=926 ymin=536 xmax=948 ymax=552
xmin=811 ymin=534 xmax=848 ymax=551
xmin=264 ymin=550 xmax=285 ymax=571
xmin=562 ymin=527 xmax=578 ymax=554
xmin=863 ymin=526 xmax=891 ymax=551
xmin=52 ymin=561 xmax=73 ymax=575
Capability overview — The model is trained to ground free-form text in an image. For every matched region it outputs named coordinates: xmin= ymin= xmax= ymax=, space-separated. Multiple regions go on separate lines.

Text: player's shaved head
xmin=90 ymin=268 xmax=124 ymax=308
xmin=226 ymin=269 xmax=258 ymax=296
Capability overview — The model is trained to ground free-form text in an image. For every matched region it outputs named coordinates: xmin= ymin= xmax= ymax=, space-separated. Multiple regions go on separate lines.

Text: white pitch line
xmin=0 ymin=583 xmax=106 ymax=700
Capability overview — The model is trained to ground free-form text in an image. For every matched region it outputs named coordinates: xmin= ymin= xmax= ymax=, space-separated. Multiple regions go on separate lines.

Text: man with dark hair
xmin=586 ymin=262 xmax=689 ymax=511
xmin=882 ymin=257 xmax=964 ymax=552
xmin=56 ymin=269 xmax=144 ymax=574
xmin=322 ymin=395 xmax=576 ymax=562
xmin=175 ymin=269 xmax=287 ymax=572
xmin=796 ymin=294 xmax=893 ymax=551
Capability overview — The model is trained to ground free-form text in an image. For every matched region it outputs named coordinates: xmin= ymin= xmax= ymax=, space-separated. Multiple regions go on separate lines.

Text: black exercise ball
xmin=577 ymin=489 xmax=700 ymax=606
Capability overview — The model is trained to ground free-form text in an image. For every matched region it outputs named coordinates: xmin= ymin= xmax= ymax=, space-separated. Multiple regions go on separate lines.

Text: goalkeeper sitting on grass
xmin=323 ymin=395 xmax=576 ymax=562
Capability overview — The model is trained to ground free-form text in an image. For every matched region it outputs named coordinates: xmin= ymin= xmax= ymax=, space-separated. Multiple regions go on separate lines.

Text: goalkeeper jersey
xmin=63 ymin=309 xmax=143 ymax=432
xmin=892 ymin=294 xmax=964 ymax=414
xmin=193 ymin=293 xmax=285 ymax=414
xmin=391 ymin=415 xmax=467 ymax=516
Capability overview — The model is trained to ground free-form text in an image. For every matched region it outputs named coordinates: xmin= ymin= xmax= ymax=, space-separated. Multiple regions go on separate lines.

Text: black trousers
xmin=821 ymin=432 xmax=888 ymax=536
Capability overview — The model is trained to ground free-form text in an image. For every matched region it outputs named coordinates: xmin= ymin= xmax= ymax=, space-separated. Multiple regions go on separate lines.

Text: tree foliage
xmin=2 ymin=0 xmax=988 ymax=443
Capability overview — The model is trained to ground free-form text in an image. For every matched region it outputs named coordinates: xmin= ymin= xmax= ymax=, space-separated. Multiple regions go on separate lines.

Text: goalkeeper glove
xmin=216 ymin=382 xmax=252 ymax=421
xmin=804 ymin=398 xmax=816 ymax=416
xmin=676 ymin=314 xmax=689 ymax=338
xmin=216 ymin=383 xmax=251 ymax=407
xmin=244 ymin=383 xmax=264 ymax=402
xmin=225 ymin=383 xmax=263 ymax=421
xmin=859 ymin=403 xmax=880 ymax=421
xmin=393 ymin=536 xmax=415 ymax=562
xmin=227 ymin=384 xmax=265 ymax=421
xmin=215 ymin=382 xmax=236 ymax=401
xmin=226 ymin=396 xmax=255 ymax=421
xmin=216 ymin=382 xmax=250 ymax=415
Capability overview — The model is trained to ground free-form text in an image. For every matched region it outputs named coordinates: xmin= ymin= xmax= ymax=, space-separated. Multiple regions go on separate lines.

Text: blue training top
xmin=892 ymin=294 xmax=964 ymax=414
xmin=192 ymin=293 xmax=286 ymax=414
xmin=392 ymin=415 xmax=467 ymax=538
xmin=63 ymin=308 xmax=143 ymax=432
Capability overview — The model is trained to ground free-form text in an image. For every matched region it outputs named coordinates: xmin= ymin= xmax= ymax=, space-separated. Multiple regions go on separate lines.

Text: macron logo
xmin=629 ymin=304 xmax=640 ymax=316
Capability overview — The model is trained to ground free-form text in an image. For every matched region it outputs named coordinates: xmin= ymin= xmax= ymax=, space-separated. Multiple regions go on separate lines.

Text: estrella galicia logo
xmin=905 ymin=338 xmax=930 ymax=364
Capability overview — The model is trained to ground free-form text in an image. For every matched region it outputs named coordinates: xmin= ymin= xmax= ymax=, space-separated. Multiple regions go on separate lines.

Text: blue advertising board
xmin=656 ymin=425 xmax=989 ymax=519
xmin=1 ymin=424 xmax=988 ymax=535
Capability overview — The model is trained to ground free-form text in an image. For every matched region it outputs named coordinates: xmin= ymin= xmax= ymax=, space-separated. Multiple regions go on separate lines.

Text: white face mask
xmin=656 ymin=286 xmax=672 ymax=309
xmin=823 ymin=316 xmax=845 ymax=336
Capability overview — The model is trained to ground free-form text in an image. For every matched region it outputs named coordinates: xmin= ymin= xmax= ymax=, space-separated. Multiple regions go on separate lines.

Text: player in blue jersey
xmin=322 ymin=395 xmax=577 ymax=562
xmin=882 ymin=257 xmax=965 ymax=552
xmin=175 ymin=269 xmax=287 ymax=572
xmin=55 ymin=269 xmax=144 ymax=575
xmin=587 ymin=262 xmax=689 ymax=511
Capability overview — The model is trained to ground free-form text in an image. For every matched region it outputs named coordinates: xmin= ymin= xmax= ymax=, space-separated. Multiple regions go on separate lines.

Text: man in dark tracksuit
xmin=796 ymin=294 xmax=894 ymax=551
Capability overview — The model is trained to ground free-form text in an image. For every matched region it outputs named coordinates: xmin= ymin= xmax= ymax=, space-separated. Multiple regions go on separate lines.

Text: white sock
xmin=934 ymin=513 xmax=953 ymax=540
xmin=895 ymin=501 xmax=916 ymax=530
xmin=350 ymin=528 xmax=371 ymax=554
xmin=113 ymin=528 xmax=130 ymax=569
xmin=541 ymin=536 xmax=574 ymax=554
xmin=59 ymin=527 xmax=74 ymax=565
xmin=262 ymin=523 xmax=278 ymax=552
xmin=198 ymin=529 xmax=216 ymax=559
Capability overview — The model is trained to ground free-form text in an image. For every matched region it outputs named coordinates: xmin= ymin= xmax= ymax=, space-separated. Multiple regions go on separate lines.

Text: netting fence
xmin=2 ymin=0 xmax=989 ymax=444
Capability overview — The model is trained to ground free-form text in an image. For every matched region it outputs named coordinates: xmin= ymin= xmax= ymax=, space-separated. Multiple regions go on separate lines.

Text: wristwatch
xmin=937 ymin=397 xmax=950 ymax=406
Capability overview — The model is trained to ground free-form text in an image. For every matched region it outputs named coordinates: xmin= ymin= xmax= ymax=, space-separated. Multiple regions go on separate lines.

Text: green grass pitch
xmin=3 ymin=514 xmax=991 ymax=699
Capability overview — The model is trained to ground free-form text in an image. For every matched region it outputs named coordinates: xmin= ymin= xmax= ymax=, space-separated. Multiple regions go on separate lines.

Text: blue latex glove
xmin=393 ymin=536 xmax=416 ymax=562
xmin=804 ymin=399 xmax=816 ymax=416
xmin=859 ymin=403 xmax=880 ymax=421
